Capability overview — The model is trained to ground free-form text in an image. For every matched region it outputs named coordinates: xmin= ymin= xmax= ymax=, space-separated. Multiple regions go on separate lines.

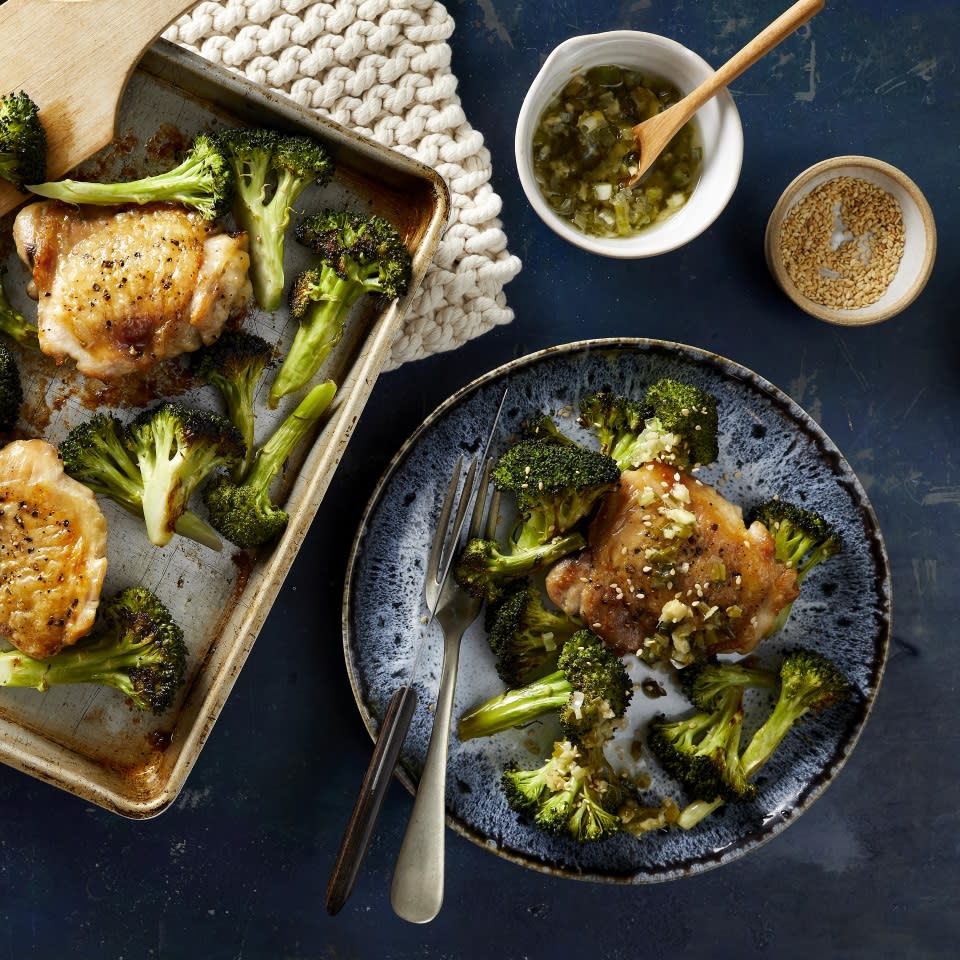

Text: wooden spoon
xmin=0 ymin=0 xmax=201 ymax=219
xmin=628 ymin=0 xmax=824 ymax=187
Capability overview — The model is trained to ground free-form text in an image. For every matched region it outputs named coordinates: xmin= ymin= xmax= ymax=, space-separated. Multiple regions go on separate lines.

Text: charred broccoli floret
xmin=502 ymin=738 xmax=627 ymax=843
xmin=0 ymin=91 xmax=46 ymax=191
xmin=750 ymin=499 xmax=843 ymax=580
xmin=127 ymin=403 xmax=243 ymax=547
xmin=492 ymin=440 xmax=620 ymax=549
xmin=0 ymin=268 xmax=39 ymax=352
xmin=29 ymin=132 xmax=232 ymax=219
xmin=519 ymin=412 xmax=577 ymax=446
xmin=269 ymin=210 xmax=412 ymax=406
xmin=749 ymin=499 xmax=843 ymax=632
xmin=648 ymin=660 xmax=776 ymax=803
xmin=453 ymin=440 xmax=618 ymax=602
xmin=675 ymin=649 xmax=850 ymax=830
xmin=0 ymin=341 xmax=23 ymax=432
xmin=452 ymin=532 xmax=585 ymax=604
xmin=203 ymin=380 xmax=336 ymax=549
xmin=458 ymin=629 xmax=632 ymax=742
xmin=217 ymin=128 xmax=334 ymax=311
xmin=740 ymin=648 xmax=850 ymax=779
xmin=579 ymin=378 xmax=719 ymax=470
xmin=59 ymin=413 xmax=223 ymax=550
xmin=0 ymin=586 xmax=187 ymax=714
xmin=577 ymin=390 xmax=648 ymax=463
xmin=192 ymin=330 xmax=274 ymax=481
xmin=485 ymin=583 xmax=582 ymax=686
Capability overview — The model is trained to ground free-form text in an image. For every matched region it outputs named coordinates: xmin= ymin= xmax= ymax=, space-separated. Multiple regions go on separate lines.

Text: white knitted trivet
xmin=164 ymin=0 xmax=522 ymax=369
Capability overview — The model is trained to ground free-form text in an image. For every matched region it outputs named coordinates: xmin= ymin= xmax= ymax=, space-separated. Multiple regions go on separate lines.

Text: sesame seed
xmin=778 ymin=175 xmax=905 ymax=309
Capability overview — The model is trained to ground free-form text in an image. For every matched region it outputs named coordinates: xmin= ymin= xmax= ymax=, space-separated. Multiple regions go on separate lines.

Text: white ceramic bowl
xmin=515 ymin=31 xmax=744 ymax=258
xmin=765 ymin=156 xmax=937 ymax=325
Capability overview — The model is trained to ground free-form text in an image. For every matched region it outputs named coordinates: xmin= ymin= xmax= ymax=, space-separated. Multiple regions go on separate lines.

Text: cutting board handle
xmin=0 ymin=0 xmax=201 ymax=217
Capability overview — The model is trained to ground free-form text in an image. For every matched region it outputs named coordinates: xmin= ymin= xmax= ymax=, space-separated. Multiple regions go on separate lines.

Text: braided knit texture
xmin=164 ymin=0 xmax=521 ymax=369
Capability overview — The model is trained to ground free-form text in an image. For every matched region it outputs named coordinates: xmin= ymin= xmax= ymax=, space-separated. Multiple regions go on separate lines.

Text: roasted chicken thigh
xmin=13 ymin=200 xmax=251 ymax=379
xmin=0 ymin=439 xmax=108 ymax=659
xmin=546 ymin=462 xmax=799 ymax=663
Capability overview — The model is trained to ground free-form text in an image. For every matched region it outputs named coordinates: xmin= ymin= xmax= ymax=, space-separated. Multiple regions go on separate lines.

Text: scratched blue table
xmin=2 ymin=2 xmax=956 ymax=958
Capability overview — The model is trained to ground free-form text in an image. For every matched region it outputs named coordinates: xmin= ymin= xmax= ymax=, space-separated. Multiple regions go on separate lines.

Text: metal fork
xmin=390 ymin=456 xmax=498 ymax=924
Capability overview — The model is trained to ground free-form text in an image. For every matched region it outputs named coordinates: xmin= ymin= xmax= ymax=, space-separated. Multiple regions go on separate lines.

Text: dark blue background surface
xmin=3 ymin=1 xmax=957 ymax=957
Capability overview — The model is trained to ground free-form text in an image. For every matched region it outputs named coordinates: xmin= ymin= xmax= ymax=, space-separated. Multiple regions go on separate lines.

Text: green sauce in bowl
xmin=531 ymin=64 xmax=702 ymax=238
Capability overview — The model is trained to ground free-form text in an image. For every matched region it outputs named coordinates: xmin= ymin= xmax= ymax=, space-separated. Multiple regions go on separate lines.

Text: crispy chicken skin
xmin=0 ymin=439 xmax=108 ymax=659
xmin=546 ymin=462 xmax=799 ymax=660
xmin=13 ymin=200 xmax=251 ymax=380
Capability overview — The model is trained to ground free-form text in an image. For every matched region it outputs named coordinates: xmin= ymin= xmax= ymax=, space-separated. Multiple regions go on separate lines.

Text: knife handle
xmin=326 ymin=684 xmax=418 ymax=915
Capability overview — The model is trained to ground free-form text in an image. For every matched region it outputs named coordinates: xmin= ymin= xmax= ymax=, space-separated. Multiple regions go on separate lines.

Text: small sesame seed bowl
xmin=765 ymin=156 xmax=936 ymax=326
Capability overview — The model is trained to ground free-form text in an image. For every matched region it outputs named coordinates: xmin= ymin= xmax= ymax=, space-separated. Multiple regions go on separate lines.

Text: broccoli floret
xmin=643 ymin=378 xmax=719 ymax=467
xmin=740 ymin=648 xmax=850 ymax=779
xmin=29 ymin=132 xmax=232 ymax=219
xmin=127 ymin=403 xmax=244 ymax=547
xmin=458 ymin=628 xmax=631 ymax=741
xmin=0 ymin=91 xmax=46 ymax=191
xmin=672 ymin=650 xmax=849 ymax=831
xmin=192 ymin=330 xmax=274 ymax=481
xmin=485 ymin=583 xmax=582 ymax=686
xmin=203 ymin=380 xmax=336 ymax=549
xmin=59 ymin=412 xmax=224 ymax=551
xmin=502 ymin=738 xmax=625 ymax=842
xmin=577 ymin=390 xmax=648 ymax=463
xmin=217 ymin=128 xmax=334 ymax=311
xmin=454 ymin=435 xmax=617 ymax=602
xmin=0 ymin=268 xmax=39 ymax=352
xmin=269 ymin=210 xmax=412 ymax=407
xmin=0 ymin=342 xmax=23 ymax=432
xmin=0 ymin=586 xmax=187 ymax=714
xmin=492 ymin=440 xmax=620 ymax=550
xmin=648 ymin=699 xmax=752 ymax=804
xmin=453 ymin=532 xmax=585 ymax=603
xmin=579 ymin=378 xmax=719 ymax=471
xmin=519 ymin=413 xmax=577 ymax=446
xmin=749 ymin=499 xmax=843 ymax=632
xmin=648 ymin=660 xmax=777 ymax=803
xmin=750 ymin=499 xmax=843 ymax=580
xmin=679 ymin=658 xmax=777 ymax=711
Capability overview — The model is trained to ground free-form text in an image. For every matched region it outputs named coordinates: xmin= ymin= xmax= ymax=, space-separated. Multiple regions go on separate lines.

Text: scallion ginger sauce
xmin=531 ymin=64 xmax=702 ymax=238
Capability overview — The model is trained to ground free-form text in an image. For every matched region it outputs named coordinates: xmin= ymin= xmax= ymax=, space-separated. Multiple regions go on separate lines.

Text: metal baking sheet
xmin=0 ymin=40 xmax=449 ymax=817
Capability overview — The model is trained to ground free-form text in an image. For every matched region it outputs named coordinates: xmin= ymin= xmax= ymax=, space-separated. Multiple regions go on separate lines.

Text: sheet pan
xmin=0 ymin=39 xmax=449 ymax=817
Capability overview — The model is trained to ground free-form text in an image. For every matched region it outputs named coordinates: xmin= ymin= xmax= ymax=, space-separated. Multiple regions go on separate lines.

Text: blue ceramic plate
xmin=342 ymin=339 xmax=890 ymax=882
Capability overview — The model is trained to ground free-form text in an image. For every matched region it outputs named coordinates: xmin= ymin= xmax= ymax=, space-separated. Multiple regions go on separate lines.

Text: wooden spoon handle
xmin=0 ymin=0 xmax=201 ymax=217
xmin=680 ymin=0 xmax=824 ymax=117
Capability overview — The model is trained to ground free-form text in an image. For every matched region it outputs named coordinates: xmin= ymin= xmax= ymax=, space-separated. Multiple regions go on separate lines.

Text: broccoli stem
xmin=231 ymin=168 xmax=288 ymax=312
xmin=740 ymin=697 xmax=808 ymax=779
xmin=270 ymin=270 xmax=361 ymax=407
xmin=241 ymin=168 xmax=303 ymax=311
xmin=677 ymin=797 xmax=724 ymax=830
xmin=247 ymin=380 xmax=337 ymax=495
xmin=0 ymin=639 xmax=160 ymax=693
xmin=106 ymin=491 xmax=220 ymax=551
xmin=0 ymin=645 xmax=111 ymax=690
xmin=459 ymin=671 xmax=572 ymax=740
xmin=30 ymin=156 xmax=216 ymax=209
xmin=173 ymin=512 xmax=223 ymax=552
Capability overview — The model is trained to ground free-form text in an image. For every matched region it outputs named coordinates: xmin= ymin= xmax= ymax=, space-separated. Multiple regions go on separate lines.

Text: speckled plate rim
xmin=341 ymin=338 xmax=891 ymax=883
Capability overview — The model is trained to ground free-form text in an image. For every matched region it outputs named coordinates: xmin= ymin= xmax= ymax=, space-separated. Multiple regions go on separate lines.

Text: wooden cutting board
xmin=0 ymin=0 xmax=200 ymax=218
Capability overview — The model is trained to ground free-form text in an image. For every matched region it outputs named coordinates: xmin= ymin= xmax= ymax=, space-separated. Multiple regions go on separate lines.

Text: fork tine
xmin=485 ymin=486 xmax=500 ymax=540
xmin=442 ymin=458 xmax=478 ymax=571
xmin=467 ymin=459 xmax=493 ymax=541
xmin=425 ymin=455 xmax=464 ymax=608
